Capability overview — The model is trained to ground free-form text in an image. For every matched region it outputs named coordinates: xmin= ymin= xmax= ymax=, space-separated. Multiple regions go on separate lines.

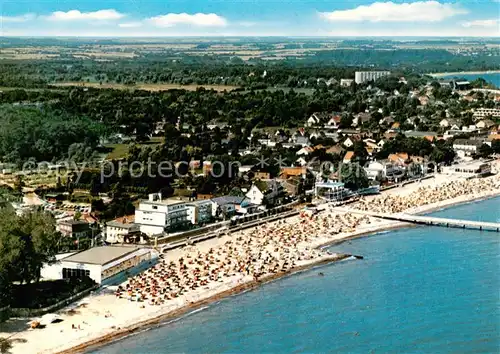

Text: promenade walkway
xmin=335 ymin=208 xmax=500 ymax=232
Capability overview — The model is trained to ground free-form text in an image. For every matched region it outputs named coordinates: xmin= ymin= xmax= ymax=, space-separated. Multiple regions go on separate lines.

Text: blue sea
xmin=437 ymin=72 xmax=500 ymax=88
xmin=91 ymin=197 xmax=500 ymax=354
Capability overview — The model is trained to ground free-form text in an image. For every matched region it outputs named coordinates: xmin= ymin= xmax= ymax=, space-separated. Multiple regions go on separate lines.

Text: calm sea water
xmin=437 ymin=72 xmax=500 ymax=88
xmin=91 ymin=197 xmax=500 ymax=354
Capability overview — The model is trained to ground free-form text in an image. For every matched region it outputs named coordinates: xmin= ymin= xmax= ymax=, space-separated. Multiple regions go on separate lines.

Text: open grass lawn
xmin=105 ymin=137 xmax=164 ymax=160
xmin=51 ymin=82 xmax=240 ymax=92
xmin=105 ymin=143 xmax=130 ymax=160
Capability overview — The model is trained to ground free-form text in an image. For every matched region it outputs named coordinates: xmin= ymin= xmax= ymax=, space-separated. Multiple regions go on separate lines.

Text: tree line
xmin=0 ymin=106 xmax=105 ymax=165
xmin=0 ymin=207 xmax=61 ymax=308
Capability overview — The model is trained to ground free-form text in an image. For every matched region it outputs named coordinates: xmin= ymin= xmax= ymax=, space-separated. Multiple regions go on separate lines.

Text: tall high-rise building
xmin=355 ymin=71 xmax=391 ymax=84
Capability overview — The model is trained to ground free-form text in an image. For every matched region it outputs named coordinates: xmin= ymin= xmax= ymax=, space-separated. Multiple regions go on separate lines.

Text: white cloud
xmin=0 ymin=13 xmax=36 ymax=23
xmin=319 ymin=1 xmax=467 ymax=22
xmin=46 ymin=9 xmax=125 ymax=21
xmin=462 ymin=19 xmax=499 ymax=28
xmin=147 ymin=13 xmax=227 ymax=27
xmin=119 ymin=22 xmax=143 ymax=28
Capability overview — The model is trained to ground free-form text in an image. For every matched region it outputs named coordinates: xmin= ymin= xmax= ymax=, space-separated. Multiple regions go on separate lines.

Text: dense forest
xmin=0 ymin=106 xmax=104 ymax=164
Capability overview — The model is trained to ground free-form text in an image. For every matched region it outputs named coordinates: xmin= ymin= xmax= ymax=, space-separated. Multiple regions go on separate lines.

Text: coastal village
xmin=0 ymin=69 xmax=499 ymax=353
xmin=2 ymin=72 xmax=499 ymax=245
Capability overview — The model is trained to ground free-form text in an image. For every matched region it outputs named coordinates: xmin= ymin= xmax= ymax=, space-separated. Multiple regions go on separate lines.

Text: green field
xmin=52 ymin=82 xmax=240 ymax=92
xmin=105 ymin=137 xmax=164 ymax=160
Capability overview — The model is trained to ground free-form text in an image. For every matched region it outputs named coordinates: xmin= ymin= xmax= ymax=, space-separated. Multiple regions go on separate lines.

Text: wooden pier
xmin=336 ymin=208 xmax=500 ymax=232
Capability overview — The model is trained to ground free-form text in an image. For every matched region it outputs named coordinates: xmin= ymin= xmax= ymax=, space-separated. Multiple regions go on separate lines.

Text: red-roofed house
xmin=388 ymin=153 xmax=409 ymax=166
xmin=343 ymin=151 xmax=355 ymax=163
xmin=325 ymin=115 xmax=341 ymax=129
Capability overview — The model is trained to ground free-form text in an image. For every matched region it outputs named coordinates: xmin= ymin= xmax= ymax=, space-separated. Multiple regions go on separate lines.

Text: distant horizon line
xmin=1 ymin=35 xmax=499 ymax=40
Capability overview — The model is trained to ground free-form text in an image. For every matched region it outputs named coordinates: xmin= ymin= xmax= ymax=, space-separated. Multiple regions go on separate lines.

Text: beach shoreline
xmin=1 ymin=170 xmax=499 ymax=354
xmin=318 ymin=189 xmax=500 ymax=249
xmin=60 ymin=187 xmax=500 ymax=354
xmin=58 ymin=254 xmax=352 ymax=354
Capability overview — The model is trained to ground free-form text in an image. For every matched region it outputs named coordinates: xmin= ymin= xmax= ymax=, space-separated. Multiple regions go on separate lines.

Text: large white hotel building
xmin=355 ymin=71 xmax=391 ymax=84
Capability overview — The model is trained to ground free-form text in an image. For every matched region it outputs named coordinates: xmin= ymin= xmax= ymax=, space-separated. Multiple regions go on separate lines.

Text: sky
xmin=1 ymin=0 xmax=499 ymax=37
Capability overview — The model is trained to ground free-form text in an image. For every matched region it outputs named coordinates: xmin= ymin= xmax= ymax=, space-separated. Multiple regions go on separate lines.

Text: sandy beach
xmin=1 ymin=165 xmax=499 ymax=354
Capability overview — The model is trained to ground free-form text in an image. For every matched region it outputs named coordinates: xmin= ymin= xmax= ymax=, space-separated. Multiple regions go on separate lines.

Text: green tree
xmin=477 ymin=144 xmax=493 ymax=158
xmin=430 ymin=143 xmax=456 ymax=165
xmin=0 ymin=208 xmax=60 ymax=286
xmin=13 ymin=176 xmax=24 ymax=195
xmin=340 ymin=114 xmax=353 ymax=128
xmin=352 ymin=141 xmax=369 ymax=166
xmin=491 ymin=139 xmax=500 ymax=154
xmin=339 ymin=163 xmax=369 ymax=191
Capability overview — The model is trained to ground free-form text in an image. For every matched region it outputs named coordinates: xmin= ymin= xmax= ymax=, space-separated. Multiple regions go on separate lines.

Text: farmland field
xmin=51 ymin=82 xmax=240 ymax=92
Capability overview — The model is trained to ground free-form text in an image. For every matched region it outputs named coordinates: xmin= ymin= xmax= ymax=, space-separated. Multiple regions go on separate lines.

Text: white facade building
xmin=40 ymin=246 xmax=152 ymax=285
xmin=105 ymin=221 xmax=140 ymax=244
xmin=246 ymin=181 xmax=282 ymax=206
xmin=364 ymin=161 xmax=397 ymax=181
xmin=246 ymin=185 xmax=266 ymax=205
xmin=186 ymin=200 xmax=213 ymax=225
xmin=354 ymin=71 xmax=391 ymax=84
xmin=473 ymin=108 xmax=500 ymax=120
xmin=314 ymin=181 xmax=351 ymax=201
xmin=452 ymin=139 xmax=484 ymax=158
xmin=442 ymin=161 xmax=491 ymax=178
xmin=340 ymin=79 xmax=354 ymax=87
xmin=135 ymin=193 xmax=212 ymax=236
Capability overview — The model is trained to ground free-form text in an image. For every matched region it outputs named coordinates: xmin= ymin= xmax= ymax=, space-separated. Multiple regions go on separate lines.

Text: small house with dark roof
xmin=281 ymin=177 xmax=301 ymax=196
xmin=246 ymin=180 xmax=284 ymax=206
xmin=211 ymin=196 xmax=246 ymax=218
xmin=57 ymin=219 xmax=92 ymax=239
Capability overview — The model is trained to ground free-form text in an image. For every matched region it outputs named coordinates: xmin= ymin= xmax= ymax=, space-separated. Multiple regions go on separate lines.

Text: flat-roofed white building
xmin=364 ymin=161 xmax=398 ymax=181
xmin=340 ymin=79 xmax=354 ymax=87
xmin=40 ymin=245 xmax=153 ymax=285
xmin=442 ymin=161 xmax=491 ymax=178
xmin=186 ymin=200 xmax=213 ymax=225
xmin=453 ymin=139 xmax=484 ymax=158
xmin=105 ymin=220 xmax=140 ymax=244
xmin=135 ymin=193 xmax=189 ymax=235
xmin=314 ymin=181 xmax=351 ymax=201
xmin=355 ymin=71 xmax=390 ymax=84
xmin=473 ymin=108 xmax=500 ymax=120
xmin=135 ymin=193 xmax=213 ymax=235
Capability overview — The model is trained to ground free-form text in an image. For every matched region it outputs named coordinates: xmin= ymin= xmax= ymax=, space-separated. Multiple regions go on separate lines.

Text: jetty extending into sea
xmin=337 ymin=208 xmax=500 ymax=233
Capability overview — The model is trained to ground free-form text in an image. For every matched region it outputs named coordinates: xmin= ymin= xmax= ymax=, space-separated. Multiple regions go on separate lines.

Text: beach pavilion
xmin=41 ymin=245 xmax=155 ymax=285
